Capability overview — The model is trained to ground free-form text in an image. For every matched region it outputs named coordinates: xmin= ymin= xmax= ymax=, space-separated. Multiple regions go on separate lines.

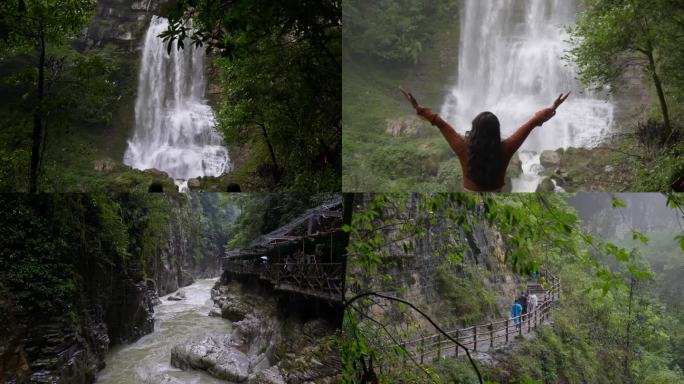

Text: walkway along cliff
xmin=166 ymin=196 xmax=349 ymax=383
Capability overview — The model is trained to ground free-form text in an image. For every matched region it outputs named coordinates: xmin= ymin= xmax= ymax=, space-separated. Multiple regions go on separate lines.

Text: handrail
xmin=223 ymin=260 xmax=345 ymax=301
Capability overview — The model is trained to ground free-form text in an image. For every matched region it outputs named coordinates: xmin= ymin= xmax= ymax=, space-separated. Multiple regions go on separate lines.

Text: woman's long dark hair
xmin=467 ymin=112 xmax=503 ymax=189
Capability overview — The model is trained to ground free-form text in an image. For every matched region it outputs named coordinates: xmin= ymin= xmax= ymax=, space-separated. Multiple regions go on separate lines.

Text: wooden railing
xmin=223 ymin=260 xmax=345 ymax=302
xmin=398 ymin=269 xmax=561 ymax=362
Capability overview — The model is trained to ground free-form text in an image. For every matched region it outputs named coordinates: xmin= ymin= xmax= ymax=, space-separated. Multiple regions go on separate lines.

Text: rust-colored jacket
xmin=417 ymin=107 xmax=550 ymax=191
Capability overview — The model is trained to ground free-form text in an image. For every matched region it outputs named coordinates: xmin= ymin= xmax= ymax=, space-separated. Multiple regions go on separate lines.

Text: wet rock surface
xmin=171 ymin=336 xmax=250 ymax=382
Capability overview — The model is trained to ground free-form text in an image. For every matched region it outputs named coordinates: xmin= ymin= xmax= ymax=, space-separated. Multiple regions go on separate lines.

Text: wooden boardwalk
xmin=399 ymin=269 xmax=561 ymax=363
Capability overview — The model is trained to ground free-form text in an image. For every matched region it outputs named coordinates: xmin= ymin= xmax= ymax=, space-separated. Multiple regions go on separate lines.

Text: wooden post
xmin=473 ymin=325 xmax=478 ymax=352
xmin=505 ymin=319 xmax=509 ymax=343
xmin=489 ymin=323 xmax=494 ymax=348
xmin=437 ymin=334 xmax=442 ymax=360
xmin=519 ymin=316 xmax=523 ymax=337
xmin=420 ymin=337 xmax=424 ymax=364
xmin=455 ymin=330 xmax=459 ymax=357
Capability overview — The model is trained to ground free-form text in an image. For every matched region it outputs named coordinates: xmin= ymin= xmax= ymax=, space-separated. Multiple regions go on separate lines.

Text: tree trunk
xmin=29 ymin=27 xmax=46 ymax=193
xmin=625 ymin=276 xmax=635 ymax=383
xmin=257 ymin=122 xmax=280 ymax=181
xmin=339 ymin=193 xmax=355 ymax=300
xmin=645 ymin=42 xmax=672 ymax=142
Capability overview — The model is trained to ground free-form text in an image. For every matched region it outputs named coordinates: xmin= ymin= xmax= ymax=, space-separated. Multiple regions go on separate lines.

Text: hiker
xmin=532 ymin=270 xmax=541 ymax=283
xmin=528 ymin=292 xmax=538 ymax=315
xmin=510 ymin=300 xmax=523 ymax=330
xmin=400 ymin=88 xmax=570 ymax=192
xmin=518 ymin=292 xmax=527 ymax=315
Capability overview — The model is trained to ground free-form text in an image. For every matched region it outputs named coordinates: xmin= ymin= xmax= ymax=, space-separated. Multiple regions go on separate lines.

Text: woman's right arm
xmin=400 ymin=87 xmax=467 ymax=157
xmin=416 ymin=107 xmax=468 ymax=157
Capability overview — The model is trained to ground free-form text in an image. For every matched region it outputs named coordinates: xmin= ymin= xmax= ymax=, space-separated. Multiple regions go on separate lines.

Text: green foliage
xmin=434 ymin=265 xmax=497 ymax=325
xmin=0 ymin=0 xmax=96 ymax=50
xmin=0 ymin=193 xmax=239 ymax=315
xmin=343 ymin=0 xmax=458 ymax=64
xmin=629 ymin=140 xmax=684 ymax=192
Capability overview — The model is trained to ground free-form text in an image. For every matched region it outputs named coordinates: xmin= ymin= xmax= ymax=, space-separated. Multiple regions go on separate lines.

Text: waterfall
xmin=439 ymin=0 xmax=614 ymax=191
xmin=123 ymin=16 xmax=230 ymax=191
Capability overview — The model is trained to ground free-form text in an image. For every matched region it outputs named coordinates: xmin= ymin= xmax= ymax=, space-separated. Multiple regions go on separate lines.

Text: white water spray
xmin=440 ymin=0 xmax=614 ymax=191
xmin=123 ymin=16 xmax=230 ymax=191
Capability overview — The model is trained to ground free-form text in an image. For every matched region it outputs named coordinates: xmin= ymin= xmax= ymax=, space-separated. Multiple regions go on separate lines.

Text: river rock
xmin=540 ymin=150 xmax=561 ymax=168
xmin=187 ymin=178 xmax=201 ymax=191
xmin=143 ymin=373 xmax=186 ymax=384
xmin=167 ymin=290 xmax=186 ymax=301
xmin=536 ymin=177 xmax=555 ymax=192
xmin=170 ymin=336 xmax=250 ymax=382
xmin=219 ymin=297 xmax=252 ymax=322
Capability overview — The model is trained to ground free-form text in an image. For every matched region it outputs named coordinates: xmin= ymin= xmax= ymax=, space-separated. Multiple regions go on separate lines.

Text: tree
xmin=567 ymin=0 xmax=678 ymax=141
xmin=0 ymin=0 xmax=96 ymax=192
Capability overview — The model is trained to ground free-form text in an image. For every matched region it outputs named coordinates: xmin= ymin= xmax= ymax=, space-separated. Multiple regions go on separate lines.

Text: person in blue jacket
xmin=511 ymin=300 xmax=523 ymax=330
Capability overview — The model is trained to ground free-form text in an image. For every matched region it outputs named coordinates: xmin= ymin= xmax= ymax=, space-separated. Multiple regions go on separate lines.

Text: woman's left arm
xmin=502 ymin=93 xmax=570 ymax=156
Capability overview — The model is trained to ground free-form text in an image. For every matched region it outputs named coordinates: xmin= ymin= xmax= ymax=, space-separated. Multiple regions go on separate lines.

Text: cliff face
xmin=78 ymin=0 xmax=161 ymax=51
xmin=349 ymin=195 xmax=522 ymax=330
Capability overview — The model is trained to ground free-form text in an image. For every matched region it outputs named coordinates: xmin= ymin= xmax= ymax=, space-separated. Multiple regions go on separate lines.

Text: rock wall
xmin=0 ymin=256 xmax=155 ymax=384
xmin=349 ymin=195 xmax=522 ymax=329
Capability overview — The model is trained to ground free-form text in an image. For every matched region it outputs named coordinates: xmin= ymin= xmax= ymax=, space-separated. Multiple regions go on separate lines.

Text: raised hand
xmin=400 ymin=86 xmax=419 ymax=109
xmin=552 ymin=92 xmax=571 ymax=111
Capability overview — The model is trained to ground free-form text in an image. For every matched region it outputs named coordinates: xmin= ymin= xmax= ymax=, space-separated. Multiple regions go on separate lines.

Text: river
xmin=96 ymin=278 xmax=230 ymax=384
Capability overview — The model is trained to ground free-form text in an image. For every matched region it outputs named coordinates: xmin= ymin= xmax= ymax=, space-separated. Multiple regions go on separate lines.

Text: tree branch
xmin=344 ymin=291 xmax=484 ymax=384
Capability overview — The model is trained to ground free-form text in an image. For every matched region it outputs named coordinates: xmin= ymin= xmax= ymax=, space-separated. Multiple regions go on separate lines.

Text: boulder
xmin=539 ymin=150 xmax=561 ymax=168
xmin=93 ymin=158 xmax=116 ymax=172
xmin=167 ymin=290 xmax=186 ymax=301
xmin=219 ymin=298 xmax=252 ymax=322
xmin=384 ymin=116 xmax=422 ymax=137
xmin=187 ymin=178 xmax=201 ymax=191
xmin=536 ymin=177 xmax=555 ymax=192
xmin=144 ymin=168 xmax=169 ymax=179
xmin=170 ymin=336 xmax=250 ymax=382
xmin=142 ymin=373 xmax=186 ymax=384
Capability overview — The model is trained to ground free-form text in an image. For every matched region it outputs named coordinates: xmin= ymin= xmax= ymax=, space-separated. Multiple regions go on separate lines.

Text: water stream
xmin=123 ymin=16 xmax=230 ymax=191
xmin=96 ymin=278 xmax=230 ymax=384
xmin=439 ymin=0 xmax=615 ymax=191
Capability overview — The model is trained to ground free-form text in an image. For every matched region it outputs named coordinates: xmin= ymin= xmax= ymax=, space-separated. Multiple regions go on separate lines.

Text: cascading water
xmin=123 ymin=16 xmax=230 ymax=191
xmin=96 ymin=278 xmax=229 ymax=384
xmin=439 ymin=0 xmax=614 ymax=191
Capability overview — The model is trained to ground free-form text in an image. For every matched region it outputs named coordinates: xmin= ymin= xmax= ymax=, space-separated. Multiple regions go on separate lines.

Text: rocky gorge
xmin=0 ymin=194 xmax=233 ymax=383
